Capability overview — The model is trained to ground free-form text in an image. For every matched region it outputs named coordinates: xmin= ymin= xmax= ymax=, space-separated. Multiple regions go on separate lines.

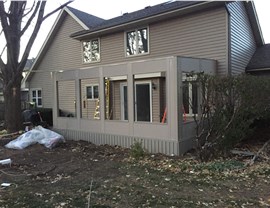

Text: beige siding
xmin=31 ymin=7 xmax=228 ymax=109
xmin=96 ymin=8 xmax=228 ymax=75
xmin=152 ymin=78 xmax=161 ymax=123
xmin=228 ymin=1 xmax=257 ymax=74
xmin=57 ymin=80 xmax=76 ymax=117
xmin=30 ymin=14 xmax=86 ymax=108
xmin=111 ymin=81 xmax=121 ymax=120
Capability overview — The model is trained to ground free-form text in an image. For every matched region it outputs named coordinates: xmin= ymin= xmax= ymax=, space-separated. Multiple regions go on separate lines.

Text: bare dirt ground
xmin=0 ymin=134 xmax=269 ymax=208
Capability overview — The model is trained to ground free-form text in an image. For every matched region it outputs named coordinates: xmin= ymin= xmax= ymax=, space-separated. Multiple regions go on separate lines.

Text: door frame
xmin=134 ymin=81 xmax=152 ymax=122
xmin=120 ymin=82 xmax=128 ymax=121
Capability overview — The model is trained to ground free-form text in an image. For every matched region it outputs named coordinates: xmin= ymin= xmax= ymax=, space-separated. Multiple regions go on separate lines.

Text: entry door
xmin=135 ymin=82 xmax=152 ymax=122
xmin=120 ymin=83 xmax=128 ymax=120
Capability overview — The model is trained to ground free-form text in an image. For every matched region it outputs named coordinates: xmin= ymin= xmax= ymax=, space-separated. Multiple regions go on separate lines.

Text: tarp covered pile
xmin=5 ymin=126 xmax=64 ymax=149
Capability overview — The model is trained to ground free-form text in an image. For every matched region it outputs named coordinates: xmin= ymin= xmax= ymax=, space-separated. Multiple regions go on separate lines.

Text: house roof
xmin=246 ymin=44 xmax=270 ymax=72
xmin=66 ymin=6 xmax=104 ymax=28
xmin=70 ymin=1 xmax=209 ymax=39
xmin=70 ymin=0 xmax=264 ymax=47
xmin=25 ymin=6 xmax=103 ymax=83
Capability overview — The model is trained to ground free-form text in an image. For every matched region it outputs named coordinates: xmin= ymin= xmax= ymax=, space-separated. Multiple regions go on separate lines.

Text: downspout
xmin=225 ymin=3 xmax=232 ymax=76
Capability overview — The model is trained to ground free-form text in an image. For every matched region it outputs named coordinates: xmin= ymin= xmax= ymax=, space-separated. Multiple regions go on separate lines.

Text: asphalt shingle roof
xmin=67 ymin=6 xmax=105 ymax=28
xmin=246 ymin=44 xmax=270 ymax=70
xmin=71 ymin=1 xmax=201 ymax=37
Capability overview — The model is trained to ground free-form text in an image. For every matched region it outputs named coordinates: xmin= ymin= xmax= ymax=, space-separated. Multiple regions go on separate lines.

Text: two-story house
xmin=25 ymin=1 xmax=265 ymax=155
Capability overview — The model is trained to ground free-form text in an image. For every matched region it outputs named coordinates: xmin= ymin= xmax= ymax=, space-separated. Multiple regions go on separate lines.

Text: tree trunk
xmin=4 ymin=78 xmax=23 ymax=133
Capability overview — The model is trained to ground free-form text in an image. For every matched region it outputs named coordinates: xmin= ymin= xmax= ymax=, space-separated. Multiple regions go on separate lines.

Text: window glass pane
xmin=93 ymin=85 xmax=99 ymax=99
xmin=86 ymin=86 xmax=93 ymax=99
xmin=82 ymin=41 xmax=91 ymax=63
xmin=38 ymin=90 xmax=42 ymax=97
xmin=126 ymin=31 xmax=136 ymax=56
xmin=57 ymin=80 xmax=76 ymax=118
xmin=134 ymin=72 xmax=167 ymax=123
xmin=91 ymin=39 xmax=100 ymax=62
xmin=38 ymin=98 xmax=42 ymax=106
xmin=192 ymin=82 xmax=198 ymax=114
xmin=104 ymin=76 xmax=128 ymax=121
xmin=32 ymin=90 xmax=36 ymax=98
xmin=137 ymin=28 xmax=148 ymax=54
xmin=183 ymin=82 xmax=189 ymax=114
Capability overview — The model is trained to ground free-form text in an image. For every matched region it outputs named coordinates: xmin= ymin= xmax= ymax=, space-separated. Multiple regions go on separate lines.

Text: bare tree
xmin=0 ymin=0 xmax=73 ymax=133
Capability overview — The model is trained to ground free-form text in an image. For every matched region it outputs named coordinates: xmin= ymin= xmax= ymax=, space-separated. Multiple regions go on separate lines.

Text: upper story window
xmin=126 ymin=27 xmax=149 ymax=56
xmin=31 ymin=89 xmax=42 ymax=107
xmin=82 ymin=39 xmax=100 ymax=63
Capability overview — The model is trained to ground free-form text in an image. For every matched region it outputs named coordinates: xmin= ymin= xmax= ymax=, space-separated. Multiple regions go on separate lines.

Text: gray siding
xmin=58 ymin=80 xmax=76 ymax=117
xmin=228 ymin=1 xmax=257 ymax=75
xmin=30 ymin=14 xmax=86 ymax=108
xmin=96 ymin=7 xmax=228 ymax=75
xmin=30 ymin=7 xmax=228 ymax=109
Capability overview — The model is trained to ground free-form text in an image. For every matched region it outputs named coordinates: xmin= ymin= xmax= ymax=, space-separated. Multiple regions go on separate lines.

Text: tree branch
xmin=19 ymin=0 xmax=73 ymax=72
xmin=0 ymin=44 xmax=7 ymax=58
xmin=23 ymin=1 xmax=35 ymax=17
xmin=20 ymin=1 xmax=41 ymax=37
xmin=18 ymin=1 xmax=46 ymax=75
xmin=42 ymin=0 xmax=74 ymax=21
xmin=0 ymin=2 xmax=10 ymax=38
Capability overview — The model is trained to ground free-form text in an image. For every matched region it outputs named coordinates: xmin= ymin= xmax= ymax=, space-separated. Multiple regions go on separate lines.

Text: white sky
xmin=1 ymin=0 xmax=270 ymax=59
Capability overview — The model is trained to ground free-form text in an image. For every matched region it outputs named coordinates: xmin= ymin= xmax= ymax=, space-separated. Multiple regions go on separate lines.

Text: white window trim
xmin=125 ymin=26 xmax=150 ymax=57
xmin=134 ymin=81 xmax=152 ymax=122
xmin=30 ymin=88 xmax=42 ymax=107
xmin=86 ymin=84 xmax=99 ymax=100
xmin=81 ymin=38 xmax=101 ymax=64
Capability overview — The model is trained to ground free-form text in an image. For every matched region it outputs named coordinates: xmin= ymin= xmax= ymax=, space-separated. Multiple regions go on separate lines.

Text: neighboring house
xmin=246 ymin=44 xmax=270 ymax=75
xmin=26 ymin=1 xmax=265 ymax=155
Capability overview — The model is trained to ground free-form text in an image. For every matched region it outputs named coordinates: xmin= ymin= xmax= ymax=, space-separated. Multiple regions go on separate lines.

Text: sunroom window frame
xmin=182 ymin=73 xmax=199 ymax=117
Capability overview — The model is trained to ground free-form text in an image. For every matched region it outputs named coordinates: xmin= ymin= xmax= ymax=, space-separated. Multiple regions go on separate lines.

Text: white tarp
xmin=5 ymin=126 xmax=65 ymax=150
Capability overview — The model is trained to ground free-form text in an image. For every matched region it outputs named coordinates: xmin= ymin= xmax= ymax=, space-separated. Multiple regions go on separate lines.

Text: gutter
xmin=246 ymin=67 xmax=270 ymax=72
xmin=71 ymin=1 xmax=224 ymax=40
xmin=245 ymin=1 xmax=264 ymax=46
xmin=225 ymin=2 xmax=232 ymax=76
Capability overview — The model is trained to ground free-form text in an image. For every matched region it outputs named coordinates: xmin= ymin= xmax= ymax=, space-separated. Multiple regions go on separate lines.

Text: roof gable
xmin=25 ymin=7 xmax=104 ymax=83
xmin=66 ymin=6 xmax=104 ymax=29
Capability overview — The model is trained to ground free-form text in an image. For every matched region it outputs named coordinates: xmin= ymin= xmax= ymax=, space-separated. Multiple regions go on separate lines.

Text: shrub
xmin=130 ymin=140 xmax=145 ymax=160
xmin=192 ymin=74 xmax=270 ymax=161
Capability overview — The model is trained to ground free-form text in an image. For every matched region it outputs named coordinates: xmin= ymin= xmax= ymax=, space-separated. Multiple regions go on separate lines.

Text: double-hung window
xmin=31 ymin=89 xmax=42 ymax=107
xmin=126 ymin=27 xmax=149 ymax=56
xmin=86 ymin=85 xmax=99 ymax=100
xmin=82 ymin=39 xmax=100 ymax=63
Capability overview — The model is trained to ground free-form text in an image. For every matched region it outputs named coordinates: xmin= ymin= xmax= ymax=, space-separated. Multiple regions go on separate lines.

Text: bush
xmin=130 ymin=140 xmax=145 ymax=160
xmin=193 ymin=74 xmax=270 ymax=161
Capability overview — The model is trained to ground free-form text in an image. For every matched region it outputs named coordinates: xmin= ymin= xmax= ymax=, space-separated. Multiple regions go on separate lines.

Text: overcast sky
xmin=2 ymin=0 xmax=270 ymax=59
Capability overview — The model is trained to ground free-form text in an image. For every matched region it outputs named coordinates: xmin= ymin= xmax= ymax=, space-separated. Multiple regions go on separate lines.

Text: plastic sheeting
xmin=5 ymin=126 xmax=65 ymax=150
